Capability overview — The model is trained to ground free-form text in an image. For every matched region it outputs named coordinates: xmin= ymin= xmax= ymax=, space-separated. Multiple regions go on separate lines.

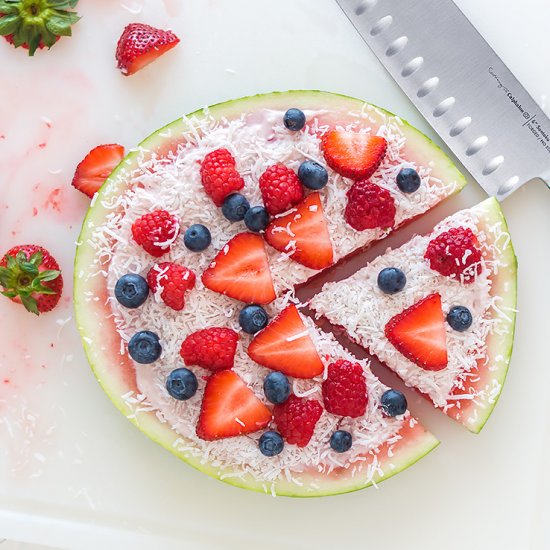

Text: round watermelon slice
xmin=73 ymin=91 xmax=468 ymax=496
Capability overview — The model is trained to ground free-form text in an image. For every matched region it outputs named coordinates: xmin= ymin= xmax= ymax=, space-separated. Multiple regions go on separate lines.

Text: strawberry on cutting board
xmin=384 ymin=293 xmax=448 ymax=371
xmin=0 ymin=245 xmax=63 ymax=315
xmin=248 ymin=304 xmax=324 ymax=379
xmin=0 ymin=0 xmax=80 ymax=56
xmin=265 ymin=192 xmax=334 ymax=270
xmin=321 ymin=130 xmax=387 ymax=180
xmin=72 ymin=144 xmax=125 ymax=198
xmin=201 ymin=233 xmax=276 ymax=304
xmin=116 ymin=23 xmax=180 ymax=76
xmin=196 ymin=370 xmax=272 ymax=441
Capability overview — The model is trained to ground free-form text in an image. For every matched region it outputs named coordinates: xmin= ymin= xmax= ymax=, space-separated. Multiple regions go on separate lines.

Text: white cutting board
xmin=1 ymin=1 xmax=549 ymax=548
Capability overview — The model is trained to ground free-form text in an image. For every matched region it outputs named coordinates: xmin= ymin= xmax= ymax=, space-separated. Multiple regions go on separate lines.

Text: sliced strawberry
xmin=201 ymin=233 xmax=276 ymax=304
xmin=248 ymin=305 xmax=324 ymax=379
xmin=265 ymin=192 xmax=334 ymax=270
xmin=384 ymin=293 xmax=448 ymax=371
xmin=116 ymin=23 xmax=180 ymax=76
xmin=196 ymin=370 xmax=272 ymax=441
xmin=72 ymin=144 xmax=125 ymax=198
xmin=321 ymin=130 xmax=387 ymax=180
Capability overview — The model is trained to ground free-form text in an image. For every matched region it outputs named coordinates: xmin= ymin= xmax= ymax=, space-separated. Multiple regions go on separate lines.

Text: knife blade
xmin=335 ymin=0 xmax=550 ymax=199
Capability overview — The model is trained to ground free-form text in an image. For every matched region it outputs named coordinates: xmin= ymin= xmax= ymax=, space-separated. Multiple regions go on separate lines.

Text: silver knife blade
xmin=336 ymin=0 xmax=550 ymax=199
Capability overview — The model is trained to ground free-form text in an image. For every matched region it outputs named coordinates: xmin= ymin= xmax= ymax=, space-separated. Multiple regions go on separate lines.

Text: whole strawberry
xmin=0 ymin=245 xmax=62 ymax=315
xmin=116 ymin=23 xmax=180 ymax=76
xmin=424 ymin=226 xmax=482 ymax=283
xmin=0 ymin=0 xmax=80 ymax=56
xmin=200 ymin=149 xmax=245 ymax=207
xmin=147 ymin=262 xmax=195 ymax=311
xmin=259 ymin=164 xmax=304 ymax=215
xmin=345 ymin=180 xmax=396 ymax=231
xmin=322 ymin=360 xmax=368 ymax=418
xmin=180 ymin=327 xmax=239 ymax=371
xmin=273 ymin=395 xmax=323 ymax=447
xmin=132 ymin=210 xmax=180 ymax=257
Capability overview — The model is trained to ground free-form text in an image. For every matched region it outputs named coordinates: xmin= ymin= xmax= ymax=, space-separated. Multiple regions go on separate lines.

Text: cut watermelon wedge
xmin=74 ymin=91 xmax=467 ymax=496
xmin=311 ymin=197 xmax=517 ymax=433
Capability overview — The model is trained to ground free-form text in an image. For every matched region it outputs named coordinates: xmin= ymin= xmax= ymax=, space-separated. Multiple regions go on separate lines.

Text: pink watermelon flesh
xmin=73 ymin=90 xmax=469 ymax=496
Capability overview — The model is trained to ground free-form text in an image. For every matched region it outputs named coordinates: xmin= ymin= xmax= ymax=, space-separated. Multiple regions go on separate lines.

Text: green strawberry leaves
xmin=0 ymin=0 xmax=80 ymax=56
xmin=0 ymin=249 xmax=61 ymax=314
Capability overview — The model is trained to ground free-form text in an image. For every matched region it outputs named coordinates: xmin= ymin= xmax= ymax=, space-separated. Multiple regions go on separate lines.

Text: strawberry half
xmin=384 ymin=293 xmax=448 ymax=371
xmin=196 ymin=370 xmax=272 ymax=441
xmin=116 ymin=23 xmax=180 ymax=76
xmin=248 ymin=305 xmax=324 ymax=379
xmin=72 ymin=144 xmax=125 ymax=198
xmin=265 ymin=192 xmax=334 ymax=270
xmin=0 ymin=245 xmax=62 ymax=315
xmin=321 ymin=130 xmax=387 ymax=180
xmin=201 ymin=233 xmax=276 ymax=305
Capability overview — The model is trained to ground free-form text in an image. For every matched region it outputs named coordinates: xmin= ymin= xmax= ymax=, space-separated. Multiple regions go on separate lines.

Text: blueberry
xmin=283 ymin=108 xmax=306 ymax=131
xmin=184 ymin=224 xmax=211 ymax=252
xmin=446 ymin=306 xmax=473 ymax=332
xmin=377 ymin=267 xmax=407 ymax=294
xmin=380 ymin=389 xmax=407 ymax=417
xmin=396 ymin=167 xmax=421 ymax=193
xmin=263 ymin=372 xmax=290 ymax=404
xmin=114 ymin=274 xmax=149 ymax=308
xmin=222 ymin=193 xmax=250 ymax=222
xmin=128 ymin=331 xmax=162 ymax=364
xmin=166 ymin=368 xmax=198 ymax=400
xmin=330 ymin=430 xmax=352 ymax=453
xmin=244 ymin=206 xmax=270 ymax=233
xmin=239 ymin=304 xmax=269 ymax=334
xmin=259 ymin=431 xmax=284 ymax=456
xmin=298 ymin=160 xmax=329 ymax=190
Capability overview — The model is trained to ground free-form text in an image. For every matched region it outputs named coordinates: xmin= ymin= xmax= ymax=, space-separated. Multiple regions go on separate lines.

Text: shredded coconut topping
xmin=310 ymin=205 xmax=512 ymax=418
xmin=83 ymin=105 xmax=460 ymax=488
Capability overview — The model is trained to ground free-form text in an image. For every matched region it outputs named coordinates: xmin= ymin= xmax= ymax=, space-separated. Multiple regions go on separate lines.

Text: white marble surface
xmin=0 ymin=1 xmax=549 ymax=549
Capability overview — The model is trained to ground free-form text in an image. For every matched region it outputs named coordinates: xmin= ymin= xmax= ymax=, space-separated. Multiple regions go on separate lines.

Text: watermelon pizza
xmin=74 ymin=90 xmax=514 ymax=497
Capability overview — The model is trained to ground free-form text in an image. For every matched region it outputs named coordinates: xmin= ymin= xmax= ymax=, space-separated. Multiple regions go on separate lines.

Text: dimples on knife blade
xmin=336 ymin=0 xmax=550 ymax=199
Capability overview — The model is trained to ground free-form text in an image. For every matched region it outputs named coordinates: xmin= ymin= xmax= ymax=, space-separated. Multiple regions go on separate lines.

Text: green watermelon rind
xmin=73 ymin=90 xmax=467 ymax=497
xmin=450 ymin=197 xmax=517 ymax=434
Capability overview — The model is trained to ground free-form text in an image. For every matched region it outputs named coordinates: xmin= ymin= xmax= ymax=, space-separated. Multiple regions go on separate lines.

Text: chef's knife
xmin=335 ymin=0 xmax=550 ymax=199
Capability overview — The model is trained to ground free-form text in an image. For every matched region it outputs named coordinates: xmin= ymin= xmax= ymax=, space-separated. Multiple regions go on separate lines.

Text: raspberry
xmin=180 ymin=327 xmax=239 ymax=371
xmin=259 ymin=164 xmax=304 ymax=215
xmin=273 ymin=395 xmax=323 ymax=447
xmin=147 ymin=262 xmax=196 ymax=311
xmin=132 ymin=210 xmax=180 ymax=257
xmin=424 ymin=227 xmax=482 ymax=283
xmin=344 ymin=181 xmax=396 ymax=231
xmin=200 ymin=149 xmax=245 ymax=206
xmin=322 ymin=360 xmax=368 ymax=418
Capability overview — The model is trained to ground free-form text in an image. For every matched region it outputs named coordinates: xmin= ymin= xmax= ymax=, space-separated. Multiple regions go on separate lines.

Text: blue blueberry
xmin=263 ymin=372 xmax=290 ymax=404
xmin=239 ymin=304 xmax=269 ymax=334
xmin=377 ymin=267 xmax=407 ymax=294
xmin=184 ymin=224 xmax=211 ymax=252
xmin=244 ymin=206 xmax=270 ymax=233
xmin=222 ymin=193 xmax=250 ymax=222
xmin=259 ymin=431 xmax=284 ymax=456
xmin=166 ymin=368 xmax=198 ymax=400
xmin=446 ymin=306 xmax=473 ymax=332
xmin=114 ymin=274 xmax=149 ymax=308
xmin=330 ymin=430 xmax=352 ymax=453
xmin=298 ymin=160 xmax=329 ymax=190
xmin=380 ymin=389 xmax=407 ymax=417
xmin=283 ymin=108 xmax=306 ymax=131
xmin=396 ymin=167 xmax=421 ymax=193
xmin=128 ymin=331 xmax=162 ymax=364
